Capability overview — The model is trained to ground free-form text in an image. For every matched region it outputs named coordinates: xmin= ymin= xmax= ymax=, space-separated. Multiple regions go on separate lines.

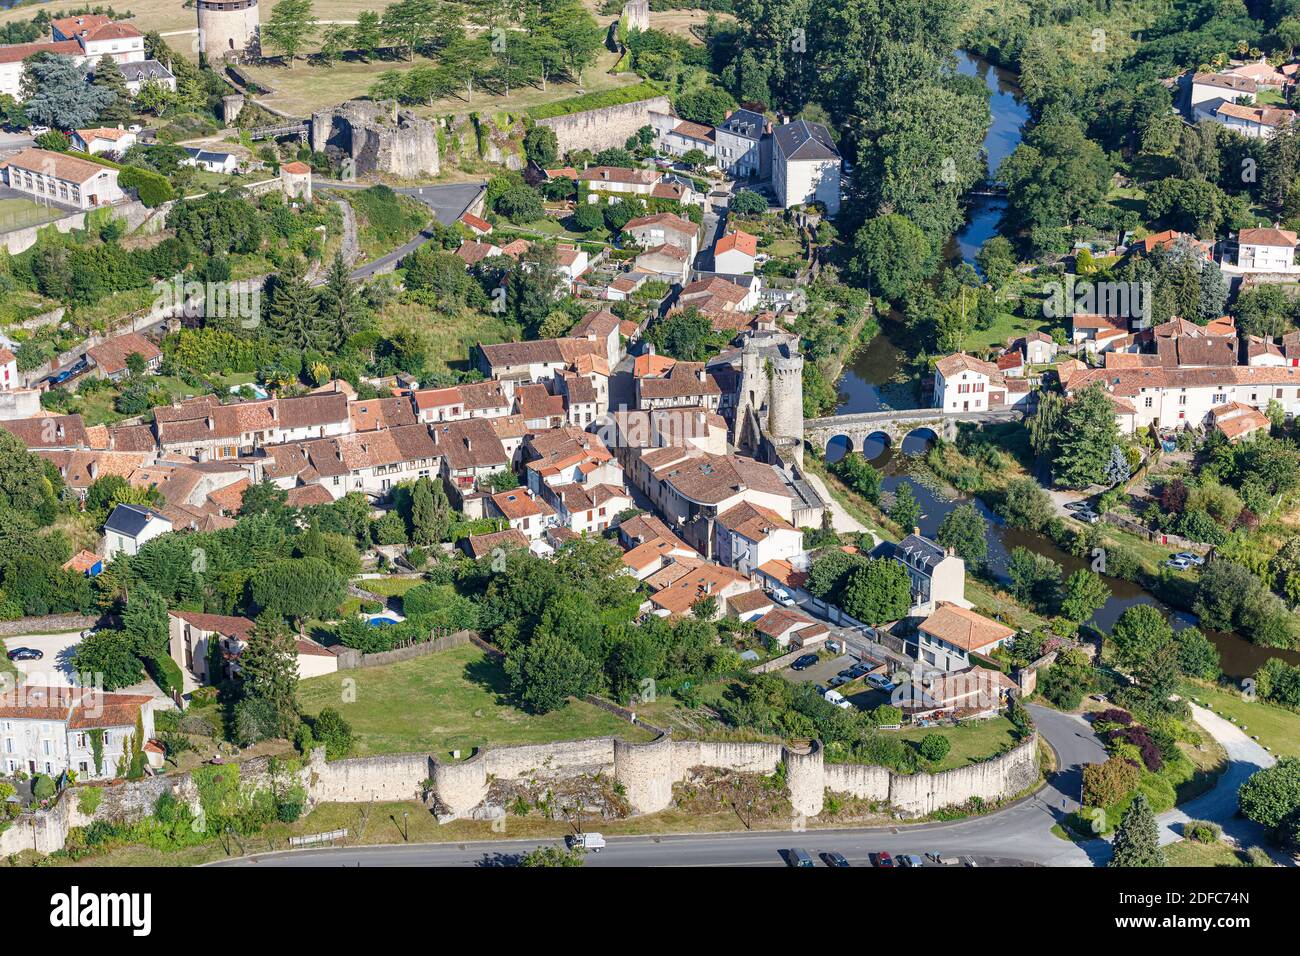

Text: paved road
xmin=317 ymin=180 xmax=486 ymax=279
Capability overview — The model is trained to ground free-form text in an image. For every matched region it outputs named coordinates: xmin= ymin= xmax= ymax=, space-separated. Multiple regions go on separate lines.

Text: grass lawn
xmin=884 ymin=716 xmax=1022 ymax=773
xmin=377 ymin=299 xmax=517 ymax=376
xmin=357 ymin=576 xmax=425 ymax=598
xmin=297 ymin=644 xmax=656 ymax=758
xmin=959 ymin=308 xmax=1053 ymax=355
xmin=1163 ymin=839 xmax=1252 ymax=867
xmin=1185 ymin=680 xmax=1300 ymax=760
xmin=345 ymin=186 xmax=430 ymax=261
xmin=0 ymin=197 xmax=62 ymax=232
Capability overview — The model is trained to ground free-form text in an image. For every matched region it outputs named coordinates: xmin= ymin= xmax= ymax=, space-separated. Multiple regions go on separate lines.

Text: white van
xmin=823 ymin=689 xmax=852 ymax=709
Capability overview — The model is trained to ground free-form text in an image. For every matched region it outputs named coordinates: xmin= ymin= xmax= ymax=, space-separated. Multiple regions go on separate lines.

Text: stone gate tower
xmin=735 ymin=332 xmax=806 ymax=465
xmin=197 ymin=0 xmax=260 ymax=62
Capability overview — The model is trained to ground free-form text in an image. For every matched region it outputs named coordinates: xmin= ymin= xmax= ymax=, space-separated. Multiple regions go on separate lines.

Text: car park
xmin=897 ymin=854 xmax=925 ymax=867
xmin=821 ymin=851 xmax=850 ymax=867
xmin=6 ymin=647 xmax=42 ymax=661
xmin=791 ymin=654 xmax=819 ymax=671
xmin=870 ymin=851 xmax=894 ymax=867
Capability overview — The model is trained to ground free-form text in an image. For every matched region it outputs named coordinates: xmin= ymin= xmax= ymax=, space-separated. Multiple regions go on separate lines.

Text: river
xmin=821 ymin=52 xmax=1297 ymax=679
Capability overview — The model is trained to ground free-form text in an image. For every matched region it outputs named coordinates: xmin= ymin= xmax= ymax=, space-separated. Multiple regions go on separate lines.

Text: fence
xmin=288 ymin=828 xmax=348 ymax=847
xmin=1102 ymin=511 xmax=1210 ymax=554
xmin=334 ymin=628 xmax=475 ymax=670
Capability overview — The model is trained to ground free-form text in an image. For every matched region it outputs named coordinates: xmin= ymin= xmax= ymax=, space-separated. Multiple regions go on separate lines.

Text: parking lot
xmin=2 ymin=631 xmax=86 ymax=688
xmin=780 ymin=652 xmax=894 ymax=710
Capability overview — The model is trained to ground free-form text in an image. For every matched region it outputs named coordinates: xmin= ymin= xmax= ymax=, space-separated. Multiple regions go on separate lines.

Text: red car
xmin=870 ymin=852 xmax=894 ymax=867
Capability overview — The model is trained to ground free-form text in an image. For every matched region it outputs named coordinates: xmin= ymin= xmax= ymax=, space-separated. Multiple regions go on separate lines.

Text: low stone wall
xmin=3 ymin=731 xmax=1041 ymax=856
xmin=0 ymin=614 xmax=98 ymax=638
xmin=334 ymin=629 xmax=475 ymax=670
xmin=1 ymin=199 xmax=156 ymax=256
xmin=536 ymin=96 xmax=672 ymax=155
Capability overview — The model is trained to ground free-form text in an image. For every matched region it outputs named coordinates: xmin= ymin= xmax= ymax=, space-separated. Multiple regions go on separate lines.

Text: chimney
xmin=696 ymin=367 xmax=705 ymax=383
xmin=269 ymin=403 xmax=277 ymax=421
xmin=206 ymin=416 xmax=214 ymax=431
xmin=913 ymin=526 xmax=920 ymax=536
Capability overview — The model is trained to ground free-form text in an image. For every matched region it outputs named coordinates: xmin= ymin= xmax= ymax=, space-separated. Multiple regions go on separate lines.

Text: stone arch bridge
xmin=805 ymin=407 xmax=1020 ymax=453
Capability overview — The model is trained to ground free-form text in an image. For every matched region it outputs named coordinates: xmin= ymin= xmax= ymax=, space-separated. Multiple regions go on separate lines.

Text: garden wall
xmin=333 ymin=629 xmax=475 ymax=670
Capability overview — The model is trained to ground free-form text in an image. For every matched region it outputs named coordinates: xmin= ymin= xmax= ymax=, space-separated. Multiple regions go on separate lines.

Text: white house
xmin=1213 ymin=102 xmax=1295 ymax=140
xmin=167 ymin=610 xmax=338 ymax=688
xmin=0 ymin=348 xmax=16 ymax=391
xmin=0 ymin=148 xmax=124 ymax=210
xmin=103 ymin=503 xmax=173 ymax=559
xmin=1235 ymin=227 xmax=1299 ymax=272
xmin=488 ymin=488 xmax=558 ymax=540
xmin=771 ymin=119 xmax=841 ymax=216
xmin=913 ymin=603 xmax=1015 ymax=673
xmin=181 ymin=148 xmax=239 ymax=174
xmin=578 ymin=165 xmax=660 ymax=202
xmin=932 ymin=353 xmax=1007 ymax=412
xmin=1190 ymin=72 xmax=1257 ymax=120
xmin=622 ymin=212 xmax=699 ymax=261
xmin=0 ymin=685 xmax=157 ymax=780
xmin=713 ymin=230 xmax=757 ymax=275
xmin=891 ymin=534 xmax=969 ymax=614
xmin=69 ymin=127 xmax=136 ymax=155
xmin=713 ymin=501 xmax=805 ymax=576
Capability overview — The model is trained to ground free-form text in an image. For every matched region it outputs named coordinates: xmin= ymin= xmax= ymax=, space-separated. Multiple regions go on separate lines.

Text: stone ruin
xmin=621 ymin=0 xmax=650 ymax=33
xmin=309 ymin=100 xmax=440 ymax=180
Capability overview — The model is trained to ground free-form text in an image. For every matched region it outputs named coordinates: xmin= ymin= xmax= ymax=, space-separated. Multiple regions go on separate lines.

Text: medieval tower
xmin=735 ymin=333 xmax=805 ymax=465
xmin=197 ymin=0 xmax=260 ymax=62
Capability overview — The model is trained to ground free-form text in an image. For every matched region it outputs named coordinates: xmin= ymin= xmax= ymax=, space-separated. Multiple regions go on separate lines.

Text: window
xmin=1144 ymin=397 xmax=1153 ymax=408
xmin=1212 ymin=393 xmax=1227 ymax=404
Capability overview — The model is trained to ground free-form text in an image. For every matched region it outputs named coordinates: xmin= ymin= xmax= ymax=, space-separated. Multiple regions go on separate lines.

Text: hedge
xmin=527 ymin=81 xmax=664 ymax=120
xmin=145 ymin=651 xmax=184 ymax=699
xmin=67 ymin=150 xmax=175 ymax=207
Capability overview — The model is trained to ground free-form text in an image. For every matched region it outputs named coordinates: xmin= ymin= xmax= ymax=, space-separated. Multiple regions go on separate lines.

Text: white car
xmin=1165 ymin=556 xmax=1192 ymax=571
xmin=1173 ymin=552 xmax=1205 ymax=566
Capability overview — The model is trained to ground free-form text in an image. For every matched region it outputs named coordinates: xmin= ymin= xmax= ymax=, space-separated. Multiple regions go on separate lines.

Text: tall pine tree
xmin=239 ymin=613 xmax=301 ymax=738
xmin=318 ymin=252 xmax=363 ymax=349
xmin=1109 ymin=792 xmax=1165 ymax=867
xmin=91 ymin=55 xmax=132 ymax=126
xmin=265 ymin=254 xmax=329 ymax=351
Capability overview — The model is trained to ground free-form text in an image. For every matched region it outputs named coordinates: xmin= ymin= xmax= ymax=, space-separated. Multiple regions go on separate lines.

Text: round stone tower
xmin=782 ymin=740 xmax=824 ymax=819
xmin=613 ymin=735 xmax=675 ymax=814
xmin=197 ymin=0 xmax=260 ymax=62
xmin=769 ymin=351 xmax=805 ymax=462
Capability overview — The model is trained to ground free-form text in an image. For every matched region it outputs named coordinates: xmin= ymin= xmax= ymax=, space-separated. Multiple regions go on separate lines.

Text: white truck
xmin=566 ymin=832 xmax=606 ymax=852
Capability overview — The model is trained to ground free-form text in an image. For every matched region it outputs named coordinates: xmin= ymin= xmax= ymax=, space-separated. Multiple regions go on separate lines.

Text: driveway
xmin=3 ymin=631 xmax=86 ymax=688
xmin=780 ymin=653 xmax=852 ymax=686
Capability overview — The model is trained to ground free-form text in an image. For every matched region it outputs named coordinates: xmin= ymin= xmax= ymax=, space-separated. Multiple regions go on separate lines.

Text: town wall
xmin=4 ymin=733 xmax=1040 ymax=856
xmin=536 ymin=96 xmax=672 ymax=155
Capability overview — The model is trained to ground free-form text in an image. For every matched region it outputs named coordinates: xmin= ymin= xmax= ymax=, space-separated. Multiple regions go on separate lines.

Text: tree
xmin=239 ymin=614 xmax=301 ymax=738
xmin=839 ymin=558 xmax=912 ymax=625
xmin=1108 ymin=605 xmax=1173 ymax=673
xmin=731 ymin=189 xmax=766 ymax=215
xmin=409 ymin=475 xmax=450 ymax=545
xmin=22 ymin=53 xmax=114 ymax=130
xmin=495 ymin=184 xmax=545 ymax=223
xmin=673 ymin=85 xmax=734 ymax=126
xmin=0 ymin=430 xmax=57 ymax=518
xmin=889 ymin=482 xmax=921 ymax=533
xmin=918 ymin=733 xmax=950 ymax=763
xmin=1109 ymin=793 xmax=1165 ymax=867
xmin=1239 ymin=758 xmax=1300 ymax=830
xmin=1007 ymin=547 xmax=1062 ymax=608
xmin=318 ymin=253 xmax=364 ymax=348
xmin=830 ymin=452 xmax=881 ymax=503
xmin=70 ymin=630 xmax=145 ymax=690
xmin=122 ymin=583 xmax=169 ymax=659
xmin=1082 ymin=755 xmax=1140 ymax=808
xmin=381 ymin=0 xmax=440 ymax=61
xmin=1053 ymin=385 xmax=1121 ymax=488
xmin=250 ymin=557 xmax=347 ymax=624
xmin=241 ymin=480 xmax=289 ymax=517
xmin=976 ymin=235 xmax=1017 ymax=288
xmin=997 ymin=478 xmax=1053 ymax=532
xmin=261 ymin=0 xmax=319 ymax=67
xmin=806 ymin=549 xmax=867 ymax=603
xmin=90 ymin=54 xmax=130 ymax=125
xmin=308 ymin=707 xmax=355 ymax=759
xmin=524 ymin=125 xmax=558 ymax=167
xmin=265 ymin=254 xmax=328 ymax=352
xmin=1174 ymin=627 xmax=1219 ymax=681
xmin=935 ymin=503 xmax=987 ymax=565
xmin=1058 ymin=569 xmax=1110 ymax=624
xmin=520 ymin=845 xmax=585 ymax=866
xmin=505 ymin=631 xmax=600 ymax=714
xmin=852 ymin=214 xmax=936 ymax=299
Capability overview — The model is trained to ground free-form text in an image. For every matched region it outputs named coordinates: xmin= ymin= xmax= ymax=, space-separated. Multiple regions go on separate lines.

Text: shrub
xmin=77 ymin=787 xmax=102 ymax=816
xmin=118 ymin=165 xmax=175 ymax=207
xmin=1185 ymin=819 xmax=1221 ymax=843
xmin=918 ymin=733 xmax=951 ymax=763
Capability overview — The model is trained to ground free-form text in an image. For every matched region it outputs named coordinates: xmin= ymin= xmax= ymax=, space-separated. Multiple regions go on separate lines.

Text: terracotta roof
xmin=918 ymin=604 xmax=1015 ymax=652
xmin=349 ymin=395 xmax=416 ymax=432
xmin=285 ymin=484 xmax=334 ymax=508
xmin=460 ymin=211 xmax=492 ymax=233
xmin=624 ymin=212 xmax=697 ymax=238
xmin=0 ymin=40 xmax=82 ymax=64
xmin=1193 ymin=72 xmax=1257 ymax=92
xmin=0 ymin=413 xmax=89 ymax=449
xmin=728 ymin=589 xmax=774 ymax=615
xmin=716 ymin=500 xmax=796 ymax=541
xmin=637 ymin=361 xmax=722 ymax=400
xmin=672 ymin=119 xmax=715 ymax=142
xmin=62 ymin=550 xmax=101 ymax=574
xmin=463 ymin=528 xmax=531 ymax=558
xmin=579 ymin=165 xmax=659 ymax=186
xmin=0 ymin=148 xmax=116 ymax=184
xmin=1209 ymin=401 xmax=1270 ymax=440
xmin=656 ymin=451 xmax=790 ymax=505
xmin=1216 ymin=102 xmax=1295 ymax=127
xmin=280 ymin=161 xmax=311 ymax=175
xmin=633 ymin=353 xmax=677 ymax=377
xmin=572 ymin=308 xmax=620 ymax=340
xmin=68 ymin=690 xmax=154 ymax=731
xmin=753 ymin=605 xmax=818 ymax=639
xmin=75 ymin=127 xmax=132 ymax=143
xmin=169 ymin=610 xmax=256 ymax=641
xmin=87 ymin=332 xmax=160 ymax=376
xmin=456 ymin=240 xmax=500 ymax=265
xmin=757 ymin=557 xmax=808 ymax=589
xmin=934 ymin=353 xmax=1002 ymax=380
xmin=431 ymin=417 xmax=510 ymax=471
xmin=647 ymin=563 xmax=751 ymax=615
xmin=714 ymin=231 xmax=758 ymax=257
xmin=1239 ymin=226 xmax=1298 ymax=247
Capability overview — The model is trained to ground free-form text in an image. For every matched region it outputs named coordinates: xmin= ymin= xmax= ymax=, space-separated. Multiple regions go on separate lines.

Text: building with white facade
xmin=1235 ymin=227 xmax=1299 ymax=272
xmin=771 ymin=120 xmax=841 ymax=215
xmin=0 ymin=685 xmax=157 ymax=780
xmin=0 ymin=148 xmax=124 ymax=210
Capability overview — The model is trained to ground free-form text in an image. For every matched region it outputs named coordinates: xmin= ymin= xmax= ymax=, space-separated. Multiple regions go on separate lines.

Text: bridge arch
xmin=900 ymin=426 xmax=939 ymax=455
xmin=824 ymin=434 xmax=854 ymax=464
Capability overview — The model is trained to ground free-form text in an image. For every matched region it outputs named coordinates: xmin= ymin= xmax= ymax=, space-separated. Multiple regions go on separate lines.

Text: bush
xmin=918 ymin=733 xmax=951 ymax=763
xmin=118 ymin=165 xmax=175 ymax=207
xmin=1185 ymin=819 xmax=1221 ymax=843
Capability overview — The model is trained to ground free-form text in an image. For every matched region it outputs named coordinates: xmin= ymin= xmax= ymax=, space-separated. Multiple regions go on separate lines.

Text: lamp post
xmin=402 ymin=810 xmax=409 ymax=842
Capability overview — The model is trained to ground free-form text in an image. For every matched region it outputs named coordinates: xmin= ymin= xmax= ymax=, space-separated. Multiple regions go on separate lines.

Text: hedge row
xmin=527 ymin=81 xmax=664 ymax=120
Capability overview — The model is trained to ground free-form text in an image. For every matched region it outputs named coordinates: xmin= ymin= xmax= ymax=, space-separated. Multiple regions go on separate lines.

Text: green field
xmin=885 ymin=716 xmax=1023 ymax=773
xmin=1185 ymin=680 xmax=1300 ymax=760
xmin=376 ymin=299 xmax=517 ymax=376
xmin=298 ymin=644 xmax=656 ymax=758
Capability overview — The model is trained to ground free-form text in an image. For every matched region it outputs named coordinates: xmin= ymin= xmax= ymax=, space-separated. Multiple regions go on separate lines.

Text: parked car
xmin=1165 ymin=556 xmax=1192 ymax=571
xmin=849 ymin=663 xmax=871 ymax=678
xmin=786 ymin=847 xmax=816 ymax=867
xmin=791 ymin=654 xmax=819 ymax=671
xmin=926 ymin=852 xmax=959 ymax=865
xmin=870 ymin=851 xmax=894 ymax=867
xmin=821 ymin=851 xmax=850 ymax=867
xmin=828 ymin=674 xmax=851 ymax=688
xmin=866 ymin=673 xmax=897 ymax=692
xmin=897 ymin=854 xmax=925 ymax=867
xmin=566 ymin=832 xmax=605 ymax=852
xmin=837 ymin=667 xmax=857 ymax=680
xmin=1074 ymin=509 xmax=1101 ymax=524
xmin=1173 ymin=552 xmax=1205 ymax=566
xmin=6 ymin=647 xmax=42 ymax=662
xmin=1064 ymin=500 xmax=1091 ymax=512
xmin=823 ymin=689 xmax=847 ymax=705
